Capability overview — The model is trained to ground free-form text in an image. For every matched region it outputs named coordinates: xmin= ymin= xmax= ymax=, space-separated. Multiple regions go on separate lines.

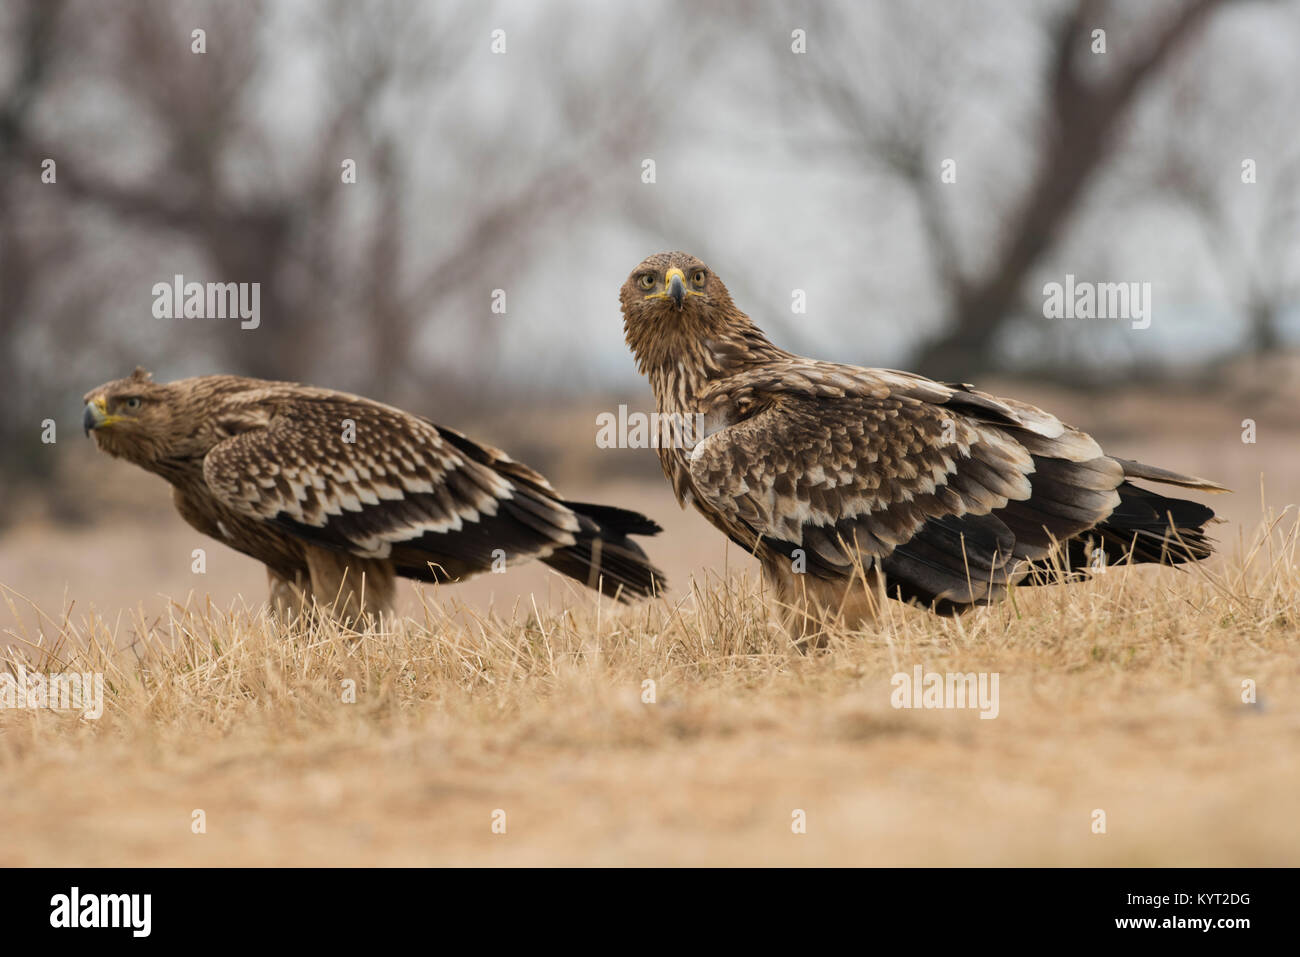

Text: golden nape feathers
xmin=620 ymin=251 xmax=1226 ymax=637
xmin=84 ymin=369 xmax=665 ymax=619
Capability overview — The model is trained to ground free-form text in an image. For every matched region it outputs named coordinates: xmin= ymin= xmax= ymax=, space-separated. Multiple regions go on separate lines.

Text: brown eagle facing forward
xmin=620 ymin=251 xmax=1226 ymax=634
xmin=84 ymin=369 xmax=665 ymax=618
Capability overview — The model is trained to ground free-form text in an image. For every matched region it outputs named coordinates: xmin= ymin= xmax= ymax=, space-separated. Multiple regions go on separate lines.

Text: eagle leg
xmin=301 ymin=546 xmax=397 ymax=622
xmin=267 ymin=566 xmax=310 ymax=622
xmin=764 ymin=557 xmax=882 ymax=651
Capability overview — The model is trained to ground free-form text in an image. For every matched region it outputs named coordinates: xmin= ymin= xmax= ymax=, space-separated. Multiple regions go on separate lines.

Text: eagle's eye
xmin=691 ymin=270 xmax=707 ymax=287
xmin=638 ymin=273 xmax=656 ymax=291
xmin=123 ymin=396 xmax=142 ymax=411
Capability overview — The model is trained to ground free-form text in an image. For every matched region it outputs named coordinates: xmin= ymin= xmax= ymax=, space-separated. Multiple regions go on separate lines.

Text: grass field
xmin=2 ymin=378 xmax=1298 ymax=866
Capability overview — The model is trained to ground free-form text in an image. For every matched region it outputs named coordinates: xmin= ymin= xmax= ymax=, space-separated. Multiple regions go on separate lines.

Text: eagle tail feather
xmin=1112 ymin=457 xmax=1231 ymax=493
xmin=542 ymin=501 xmax=667 ymax=601
xmin=1023 ymin=481 xmax=1218 ymax=585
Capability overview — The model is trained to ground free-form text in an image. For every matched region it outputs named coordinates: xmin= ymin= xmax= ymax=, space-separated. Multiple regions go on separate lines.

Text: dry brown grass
xmin=2 ymin=505 xmax=1298 ymax=867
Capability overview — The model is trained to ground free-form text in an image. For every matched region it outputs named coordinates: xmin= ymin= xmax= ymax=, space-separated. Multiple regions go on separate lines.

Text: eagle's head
xmin=82 ymin=367 xmax=187 ymax=467
xmin=619 ymin=250 xmax=729 ymax=319
xmin=620 ymin=251 xmax=744 ymax=370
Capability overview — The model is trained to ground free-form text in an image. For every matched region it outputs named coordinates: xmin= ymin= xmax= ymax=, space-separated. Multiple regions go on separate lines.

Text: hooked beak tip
xmin=83 ymin=402 xmax=104 ymax=437
xmin=669 ymin=276 xmax=685 ymax=308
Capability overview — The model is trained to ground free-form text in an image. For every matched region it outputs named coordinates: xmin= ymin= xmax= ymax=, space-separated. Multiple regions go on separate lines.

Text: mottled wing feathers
xmin=200 ymin=388 xmax=663 ymax=599
xmin=429 ymin=420 xmax=563 ymax=498
xmin=687 ymin=364 xmax=1129 ymax=607
xmin=203 ymin=390 xmax=553 ymax=548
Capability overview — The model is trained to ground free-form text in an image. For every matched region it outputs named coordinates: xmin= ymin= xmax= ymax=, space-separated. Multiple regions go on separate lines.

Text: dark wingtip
xmin=563 ymin=500 xmax=663 ymax=537
xmin=542 ymin=500 xmax=669 ymax=600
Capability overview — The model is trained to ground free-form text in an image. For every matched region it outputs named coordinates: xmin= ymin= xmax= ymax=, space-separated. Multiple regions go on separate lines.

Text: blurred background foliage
xmin=1 ymin=0 xmax=1297 ymax=516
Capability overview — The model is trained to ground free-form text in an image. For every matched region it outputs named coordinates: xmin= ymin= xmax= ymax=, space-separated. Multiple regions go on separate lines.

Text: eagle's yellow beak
xmin=647 ymin=267 xmax=697 ymax=309
xmin=83 ymin=397 xmax=118 ymax=436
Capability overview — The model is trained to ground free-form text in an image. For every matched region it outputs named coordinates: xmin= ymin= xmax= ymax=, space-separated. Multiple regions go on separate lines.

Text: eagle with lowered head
xmin=84 ymin=369 xmax=665 ymax=618
xmin=620 ymin=251 xmax=1226 ymax=635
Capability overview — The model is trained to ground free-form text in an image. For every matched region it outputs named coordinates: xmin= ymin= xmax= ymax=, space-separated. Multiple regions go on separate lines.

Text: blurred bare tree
xmin=0 ymin=0 xmax=1295 ymax=527
xmin=793 ymin=0 xmax=1236 ymax=380
xmin=0 ymin=0 xmax=71 ymax=493
xmin=0 ymin=0 xmax=709 ymax=516
xmin=1151 ymin=28 xmax=1300 ymax=358
xmin=8 ymin=0 xmax=684 ymax=394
